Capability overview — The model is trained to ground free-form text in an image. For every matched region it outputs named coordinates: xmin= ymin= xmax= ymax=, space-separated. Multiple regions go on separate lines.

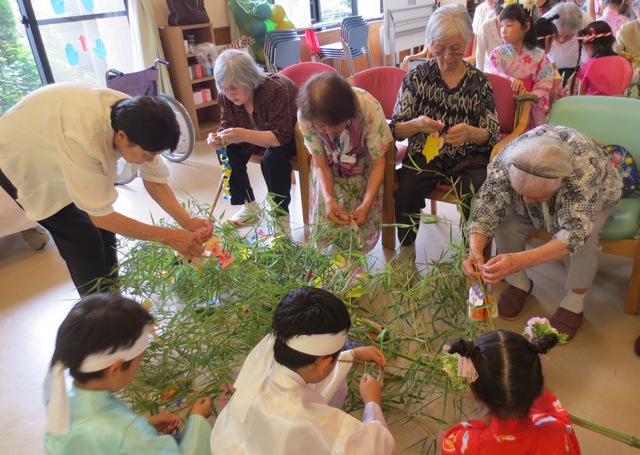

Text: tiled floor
xmin=1 ymin=140 xmax=638 ymax=454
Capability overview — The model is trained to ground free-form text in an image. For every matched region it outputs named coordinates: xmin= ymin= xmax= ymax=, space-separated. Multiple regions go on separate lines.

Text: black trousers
xmin=0 ymin=169 xmax=118 ymax=296
xmin=394 ymin=153 xmax=487 ymax=246
xmin=223 ymin=141 xmax=296 ymax=213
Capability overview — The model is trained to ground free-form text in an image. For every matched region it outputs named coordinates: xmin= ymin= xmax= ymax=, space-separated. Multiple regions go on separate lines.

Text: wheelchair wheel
xmin=115 ymin=159 xmax=139 ymax=186
xmin=160 ymin=94 xmax=195 ymax=163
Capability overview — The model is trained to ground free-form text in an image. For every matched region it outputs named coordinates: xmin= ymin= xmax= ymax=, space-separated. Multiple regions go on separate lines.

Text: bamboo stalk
xmin=570 ymin=414 xmax=640 ymax=448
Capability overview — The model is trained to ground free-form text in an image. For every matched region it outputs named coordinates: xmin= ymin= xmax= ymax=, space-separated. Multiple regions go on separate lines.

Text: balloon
xmin=265 ymin=19 xmax=276 ymax=31
xmin=270 ymin=4 xmax=286 ymax=23
xmin=248 ymin=19 xmax=267 ymax=39
xmin=252 ymin=45 xmax=265 ymax=63
xmin=254 ymin=2 xmax=272 ymax=21
xmin=275 ymin=20 xmax=295 ymax=30
xmin=231 ymin=1 xmax=252 ymax=24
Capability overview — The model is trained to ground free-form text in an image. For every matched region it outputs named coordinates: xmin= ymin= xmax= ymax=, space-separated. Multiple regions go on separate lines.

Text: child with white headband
xmin=440 ymin=326 xmax=580 ymax=454
xmin=44 ymin=293 xmax=213 ymax=455
xmin=210 ymin=286 xmax=395 ymax=454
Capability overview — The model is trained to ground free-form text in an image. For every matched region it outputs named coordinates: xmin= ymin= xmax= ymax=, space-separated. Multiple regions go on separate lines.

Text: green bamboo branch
xmin=570 ymin=414 xmax=640 ymax=448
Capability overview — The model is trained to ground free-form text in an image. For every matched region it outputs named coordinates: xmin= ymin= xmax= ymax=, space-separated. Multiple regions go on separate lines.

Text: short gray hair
xmin=545 ymin=3 xmax=584 ymax=36
xmin=425 ymin=4 xmax=473 ymax=49
xmin=504 ymin=136 xmax=574 ymax=195
xmin=214 ymin=49 xmax=267 ymax=94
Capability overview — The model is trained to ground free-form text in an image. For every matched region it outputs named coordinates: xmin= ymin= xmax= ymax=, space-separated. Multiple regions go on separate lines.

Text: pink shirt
xmin=597 ymin=10 xmax=629 ymax=34
xmin=577 ymin=55 xmax=633 ymax=96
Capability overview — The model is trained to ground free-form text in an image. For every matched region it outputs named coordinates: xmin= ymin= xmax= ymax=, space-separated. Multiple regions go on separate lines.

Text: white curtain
xmin=128 ymin=0 xmax=174 ymax=96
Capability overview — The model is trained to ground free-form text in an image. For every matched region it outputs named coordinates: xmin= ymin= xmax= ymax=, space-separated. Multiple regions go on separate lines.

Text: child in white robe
xmin=210 ymin=286 xmax=396 ymax=455
xmin=44 ymin=293 xmax=213 ymax=455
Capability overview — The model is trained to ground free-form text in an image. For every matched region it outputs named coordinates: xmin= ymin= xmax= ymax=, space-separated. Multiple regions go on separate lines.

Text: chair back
xmin=264 ymin=30 xmax=300 ymax=72
xmin=350 ymin=66 xmax=407 ymax=119
xmin=280 ymin=61 xmax=338 ymax=88
xmin=343 ymin=22 xmax=370 ymax=51
xmin=548 ymin=96 xmax=640 ymax=210
xmin=486 ymin=73 xmax=517 ymax=136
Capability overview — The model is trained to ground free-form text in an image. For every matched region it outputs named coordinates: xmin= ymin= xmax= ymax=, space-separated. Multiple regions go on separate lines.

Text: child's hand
xmin=359 ymin=373 xmax=382 ymax=405
xmin=511 ymin=78 xmax=525 ymax=93
xmin=352 ymin=346 xmax=386 ymax=369
xmin=190 ymin=397 xmax=212 ymax=418
xmin=147 ymin=412 xmax=180 ymax=434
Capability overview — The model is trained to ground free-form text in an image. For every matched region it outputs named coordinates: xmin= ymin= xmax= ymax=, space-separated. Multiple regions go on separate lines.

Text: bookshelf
xmin=159 ymin=23 xmax=224 ymax=141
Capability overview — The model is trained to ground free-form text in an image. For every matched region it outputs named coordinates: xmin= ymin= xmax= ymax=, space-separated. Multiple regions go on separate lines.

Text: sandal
xmin=550 ymin=307 xmax=584 ymax=342
xmin=497 ymin=280 xmax=533 ymax=320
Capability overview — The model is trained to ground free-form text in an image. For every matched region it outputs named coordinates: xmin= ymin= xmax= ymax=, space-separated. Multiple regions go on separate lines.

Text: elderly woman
xmin=208 ymin=50 xmax=299 ymax=225
xmin=545 ymin=2 xmax=592 ymax=86
xmin=392 ymin=4 xmax=500 ymax=252
xmin=297 ymin=72 xmax=393 ymax=253
xmin=464 ymin=125 xmax=622 ymax=340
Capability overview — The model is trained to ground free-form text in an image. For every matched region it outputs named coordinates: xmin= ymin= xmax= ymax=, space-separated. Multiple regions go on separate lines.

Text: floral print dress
xmin=298 ymin=88 xmax=393 ymax=253
xmin=485 ymin=45 xmax=554 ymax=128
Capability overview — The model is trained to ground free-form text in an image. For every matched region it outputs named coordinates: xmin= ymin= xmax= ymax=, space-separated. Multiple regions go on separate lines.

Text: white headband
xmin=229 ymin=331 xmax=348 ymax=422
xmin=44 ymin=325 xmax=150 ymax=436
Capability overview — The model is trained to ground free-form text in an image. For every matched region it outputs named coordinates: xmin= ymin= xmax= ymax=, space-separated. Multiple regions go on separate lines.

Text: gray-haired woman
xmin=391 ymin=4 xmax=500 ymax=252
xmin=207 ymin=50 xmax=299 ymax=225
xmin=545 ymin=2 xmax=591 ymax=86
xmin=464 ymin=124 xmax=622 ymax=340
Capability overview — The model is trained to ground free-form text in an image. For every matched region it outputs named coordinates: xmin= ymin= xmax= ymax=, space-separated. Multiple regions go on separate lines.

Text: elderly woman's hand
xmin=217 ymin=127 xmax=247 ymax=145
xmin=350 ymin=204 xmax=371 ymax=226
xmin=443 ymin=124 xmax=471 ymax=147
xmin=325 ymin=198 xmax=351 ymax=226
xmin=414 ymin=115 xmax=445 ymax=135
xmin=462 ymin=255 xmax=483 ymax=279
xmin=207 ymin=133 xmax=225 ymax=150
xmin=479 ymin=253 xmax=524 ymax=284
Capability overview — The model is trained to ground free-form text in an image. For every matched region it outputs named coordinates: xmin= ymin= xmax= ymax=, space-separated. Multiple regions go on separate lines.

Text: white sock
xmin=506 ymin=271 xmax=530 ymax=292
xmin=559 ymin=291 xmax=585 ymax=314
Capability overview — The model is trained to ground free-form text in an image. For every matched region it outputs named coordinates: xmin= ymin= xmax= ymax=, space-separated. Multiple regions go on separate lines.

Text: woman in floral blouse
xmin=464 ymin=124 xmax=622 ymax=340
xmin=297 ymin=72 xmax=393 ymax=253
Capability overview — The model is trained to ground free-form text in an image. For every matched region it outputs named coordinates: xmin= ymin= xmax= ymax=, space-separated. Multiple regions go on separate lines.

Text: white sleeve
xmin=139 ymin=155 xmax=170 ymax=183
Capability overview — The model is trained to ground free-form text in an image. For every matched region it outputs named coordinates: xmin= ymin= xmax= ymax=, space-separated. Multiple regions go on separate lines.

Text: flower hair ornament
xmin=523 ymin=317 xmax=569 ymax=345
xmin=577 ymin=27 xmax=613 ymax=43
xmin=504 ymin=0 xmax=536 ymax=13
xmin=441 ymin=345 xmax=479 ymax=387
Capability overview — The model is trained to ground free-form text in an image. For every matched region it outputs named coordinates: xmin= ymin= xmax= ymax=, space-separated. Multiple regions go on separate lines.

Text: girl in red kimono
xmin=441 ymin=328 xmax=581 ymax=454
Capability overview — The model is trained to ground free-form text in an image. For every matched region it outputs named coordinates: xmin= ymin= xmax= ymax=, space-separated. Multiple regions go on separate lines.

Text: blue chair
xmin=317 ymin=16 xmax=374 ymax=76
xmin=534 ymin=96 xmax=640 ymax=314
xmin=264 ymin=30 xmax=300 ymax=73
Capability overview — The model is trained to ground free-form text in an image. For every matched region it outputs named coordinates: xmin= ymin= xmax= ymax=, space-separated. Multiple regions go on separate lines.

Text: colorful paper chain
xmin=218 ymin=148 xmax=232 ymax=200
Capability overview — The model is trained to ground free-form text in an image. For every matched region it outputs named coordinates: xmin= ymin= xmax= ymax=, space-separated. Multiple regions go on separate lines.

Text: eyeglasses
xmin=431 ymin=49 xmax=465 ymax=58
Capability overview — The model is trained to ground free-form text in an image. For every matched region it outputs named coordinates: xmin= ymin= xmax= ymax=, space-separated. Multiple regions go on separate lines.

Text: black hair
xmin=448 ymin=329 xmax=558 ymax=418
xmin=500 ymin=4 xmax=538 ymax=49
xmin=534 ymin=14 xmax=559 ymax=50
xmin=576 ymin=20 xmax=617 ymax=59
xmin=110 ymin=96 xmax=180 ymax=152
xmin=50 ymin=293 xmax=153 ymax=383
xmin=298 ymin=72 xmax=357 ymax=126
xmin=272 ymin=286 xmax=351 ymax=369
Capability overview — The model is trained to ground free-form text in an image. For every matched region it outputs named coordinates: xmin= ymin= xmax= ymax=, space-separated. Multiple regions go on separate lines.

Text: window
xmin=270 ymin=0 xmax=382 ymax=28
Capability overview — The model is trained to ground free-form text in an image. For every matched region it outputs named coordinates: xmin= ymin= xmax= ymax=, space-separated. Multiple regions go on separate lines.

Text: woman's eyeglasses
xmin=431 ymin=49 xmax=465 ymax=58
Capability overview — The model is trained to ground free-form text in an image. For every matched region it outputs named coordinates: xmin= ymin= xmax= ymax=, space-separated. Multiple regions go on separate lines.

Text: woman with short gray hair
xmin=207 ymin=50 xmax=299 ymax=226
xmin=464 ymin=125 xmax=622 ymax=340
xmin=391 ymin=4 xmax=500 ymax=253
xmin=545 ymin=2 xmax=591 ymax=86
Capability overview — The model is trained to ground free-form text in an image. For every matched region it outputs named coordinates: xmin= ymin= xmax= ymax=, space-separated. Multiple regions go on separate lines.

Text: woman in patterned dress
xmin=464 ymin=125 xmax=622 ymax=340
xmin=391 ymin=4 xmax=500 ymax=251
xmin=297 ymin=72 xmax=393 ymax=253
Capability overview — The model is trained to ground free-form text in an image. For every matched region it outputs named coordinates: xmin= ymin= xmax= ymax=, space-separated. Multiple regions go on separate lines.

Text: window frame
xmin=268 ymin=0 xmax=383 ymax=28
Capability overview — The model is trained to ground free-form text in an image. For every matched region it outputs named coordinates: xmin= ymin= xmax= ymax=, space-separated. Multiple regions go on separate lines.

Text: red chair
xmin=280 ymin=61 xmax=338 ymax=88
xmin=348 ymin=66 xmax=408 ymax=250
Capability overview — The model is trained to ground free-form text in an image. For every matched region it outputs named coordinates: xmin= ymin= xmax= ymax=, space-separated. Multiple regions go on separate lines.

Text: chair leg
xmin=430 ymin=199 xmax=438 ymax=215
xmin=382 ymin=144 xmax=396 ymax=250
xmin=291 ymin=170 xmax=296 ymax=185
xmin=364 ymin=44 xmax=374 ymax=69
xmin=624 ymin=241 xmax=640 ymax=314
xmin=209 ymin=176 xmax=224 ymax=216
xmin=343 ymin=42 xmax=355 ymax=76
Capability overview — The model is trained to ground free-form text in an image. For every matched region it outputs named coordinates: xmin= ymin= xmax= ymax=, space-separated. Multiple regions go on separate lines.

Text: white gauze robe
xmin=210 ymin=350 xmax=395 ymax=455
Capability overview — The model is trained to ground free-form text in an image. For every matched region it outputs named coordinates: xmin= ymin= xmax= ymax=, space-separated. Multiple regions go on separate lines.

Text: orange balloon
xmin=276 ymin=20 xmax=295 ymax=30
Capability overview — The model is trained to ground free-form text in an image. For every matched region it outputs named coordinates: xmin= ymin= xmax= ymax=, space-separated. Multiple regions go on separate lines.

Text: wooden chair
xmin=348 ymin=66 xmax=409 ymax=250
xmin=427 ymin=73 xmax=535 ymax=215
xmin=531 ymin=96 xmax=640 ymax=315
xmin=210 ymin=122 xmax=311 ymax=224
